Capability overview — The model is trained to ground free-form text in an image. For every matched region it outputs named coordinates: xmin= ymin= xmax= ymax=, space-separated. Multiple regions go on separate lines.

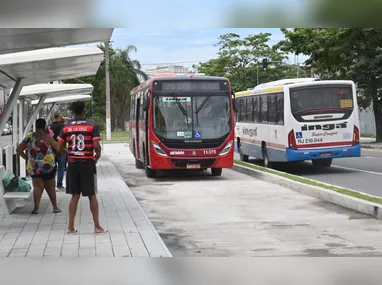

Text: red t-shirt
xmin=57 ymin=119 xmax=101 ymax=162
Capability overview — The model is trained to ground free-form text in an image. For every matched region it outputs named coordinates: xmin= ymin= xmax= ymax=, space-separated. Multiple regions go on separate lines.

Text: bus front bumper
xmin=286 ymin=144 xmax=361 ymax=162
xmin=150 ymin=154 xmax=234 ymax=170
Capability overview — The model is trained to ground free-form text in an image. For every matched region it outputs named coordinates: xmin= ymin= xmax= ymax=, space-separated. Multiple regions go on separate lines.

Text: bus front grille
xmin=163 ymin=142 xmax=222 ymax=149
xmin=171 ymin=159 xmax=216 ymax=168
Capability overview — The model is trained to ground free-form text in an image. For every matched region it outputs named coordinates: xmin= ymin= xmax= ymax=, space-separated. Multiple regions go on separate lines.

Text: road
xmin=235 ymin=148 xmax=382 ymax=198
xmin=105 ymin=143 xmax=382 ymax=257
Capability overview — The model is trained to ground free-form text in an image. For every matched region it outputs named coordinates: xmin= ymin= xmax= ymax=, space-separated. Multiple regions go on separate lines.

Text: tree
xmin=276 ymin=28 xmax=382 ymax=141
xmin=196 ymin=33 xmax=302 ymax=91
xmin=63 ymin=44 xmax=147 ymax=132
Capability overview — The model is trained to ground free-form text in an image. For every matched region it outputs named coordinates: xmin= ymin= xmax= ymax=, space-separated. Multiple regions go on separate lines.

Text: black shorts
xmin=66 ymin=160 xmax=97 ymax=197
xmin=31 ymin=168 xmax=56 ymax=181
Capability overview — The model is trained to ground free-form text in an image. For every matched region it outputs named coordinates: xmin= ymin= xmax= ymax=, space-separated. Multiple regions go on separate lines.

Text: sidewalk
xmin=0 ymin=156 xmax=171 ymax=257
xmin=360 ymin=137 xmax=382 ymax=149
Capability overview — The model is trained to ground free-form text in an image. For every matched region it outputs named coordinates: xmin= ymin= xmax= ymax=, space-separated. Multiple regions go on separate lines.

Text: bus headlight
xmin=151 ymin=141 xmax=167 ymax=156
xmin=219 ymin=141 xmax=233 ymax=156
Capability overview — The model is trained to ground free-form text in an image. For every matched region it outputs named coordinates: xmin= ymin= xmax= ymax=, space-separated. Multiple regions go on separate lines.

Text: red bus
xmin=129 ymin=73 xmax=236 ymax=178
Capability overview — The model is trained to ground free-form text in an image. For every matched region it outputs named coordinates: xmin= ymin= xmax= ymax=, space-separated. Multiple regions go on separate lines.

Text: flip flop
xmin=66 ymin=229 xmax=78 ymax=235
xmin=94 ymin=229 xmax=108 ymax=234
xmin=31 ymin=210 xmax=39 ymax=214
xmin=53 ymin=208 xmax=61 ymax=213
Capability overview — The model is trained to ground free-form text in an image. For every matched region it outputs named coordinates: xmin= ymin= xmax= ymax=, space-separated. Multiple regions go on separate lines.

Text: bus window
xmin=253 ymin=97 xmax=260 ymax=123
xmin=268 ymin=95 xmax=277 ymax=124
xmin=260 ymin=95 xmax=268 ymax=123
xmin=246 ymin=97 xmax=253 ymax=122
xmin=239 ymin=98 xmax=246 ymax=122
xmin=276 ymin=93 xmax=284 ymax=125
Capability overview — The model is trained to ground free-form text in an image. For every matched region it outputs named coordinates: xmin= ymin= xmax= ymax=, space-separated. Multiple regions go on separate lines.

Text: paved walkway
xmin=0 ymin=157 xmax=171 ymax=257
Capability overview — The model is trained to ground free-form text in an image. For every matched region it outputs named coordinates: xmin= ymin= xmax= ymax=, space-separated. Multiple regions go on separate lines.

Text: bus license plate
xmin=320 ymin=152 xmax=332 ymax=157
xmin=186 ymin=164 xmax=201 ymax=169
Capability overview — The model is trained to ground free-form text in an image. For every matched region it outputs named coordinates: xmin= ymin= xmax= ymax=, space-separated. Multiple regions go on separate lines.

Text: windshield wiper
xmin=195 ymin=93 xmax=212 ymax=114
xmin=174 ymin=96 xmax=190 ymax=129
xmin=174 ymin=97 xmax=188 ymax=117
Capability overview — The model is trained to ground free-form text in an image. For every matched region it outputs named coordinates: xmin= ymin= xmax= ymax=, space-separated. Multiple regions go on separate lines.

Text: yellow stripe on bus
xmin=235 ymin=90 xmax=253 ymax=97
xmin=262 ymin=86 xmax=284 ymax=93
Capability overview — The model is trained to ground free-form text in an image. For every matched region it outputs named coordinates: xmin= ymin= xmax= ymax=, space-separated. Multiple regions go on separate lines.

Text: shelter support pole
xmin=20 ymin=95 xmax=47 ymax=178
xmin=23 ymin=95 xmax=47 ymax=140
xmin=0 ymin=78 xmax=25 ymax=137
xmin=12 ymin=103 xmax=18 ymax=150
xmin=18 ymin=98 xmax=24 ymax=143
xmin=46 ymin=103 xmax=57 ymax=123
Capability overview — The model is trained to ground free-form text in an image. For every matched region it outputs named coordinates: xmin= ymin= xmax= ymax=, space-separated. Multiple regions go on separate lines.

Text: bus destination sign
xmin=161 ymin=81 xmax=223 ymax=92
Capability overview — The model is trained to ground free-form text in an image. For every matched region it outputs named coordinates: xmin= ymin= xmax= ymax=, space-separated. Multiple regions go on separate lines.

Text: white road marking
xmin=332 ymin=165 xmax=382 ymax=176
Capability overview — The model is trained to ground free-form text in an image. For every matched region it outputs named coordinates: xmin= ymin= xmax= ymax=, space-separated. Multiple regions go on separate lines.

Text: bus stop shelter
xmin=0 ymin=28 xmax=113 ymax=55
xmin=0 ymin=46 xmax=103 ymax=136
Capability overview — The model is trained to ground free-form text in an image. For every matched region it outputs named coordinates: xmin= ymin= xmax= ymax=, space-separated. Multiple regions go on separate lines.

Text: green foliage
xmin=89 ymin=115 xmax=106 ymax=132
xmin=63 ymin=44 xmax=147 ymax=131
xmin=196 ymin=33 xmax=302 ymax=91
xmin=277 ymin=28 xmax=382 ymax=141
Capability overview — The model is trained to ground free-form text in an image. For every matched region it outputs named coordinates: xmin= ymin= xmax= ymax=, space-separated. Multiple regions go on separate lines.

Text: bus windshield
xmin=290 ymin=85 xmax=353 ymax=114
xmin=153 ymin=94 xmax=231 ymax=140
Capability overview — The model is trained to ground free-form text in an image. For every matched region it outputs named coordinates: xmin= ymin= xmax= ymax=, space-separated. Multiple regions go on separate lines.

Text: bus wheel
xmin=239 ymin=143 xmax=249 ymax=162
xmin=211 ymin=168 xmax=222 ymax=176
xmin=312 ymin=159 xmax=332 ymax=168
xmin=135 ymin=159 xmax=144 ymax=169
xmin=145 ymin=166 xmax=157 ymax=178
xmin=262 ymin=146 xmax=271 ymax=168
xmin=144 ymin=151 xmax=156 ymax=178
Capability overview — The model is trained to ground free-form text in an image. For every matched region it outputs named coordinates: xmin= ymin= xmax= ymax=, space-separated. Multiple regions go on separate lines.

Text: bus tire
xmin=143 ymin=149 xmax=157 ymax=178
xmin=211 ymin=168 xmax=222 ymax=176
xmin=262 ymin=145 xmax=271 ymax=168
xmin=145 ymin=166 xmax=157 ymax=178
xmin=135 ymin=159 xmax=144 ymax=169
xmin=312 ymin=158 xmax=332 ymax=168
xmin=133 ymin=141 xmax=144 ymax=169
xmin=238 ymin=141 xmax=249 ymax=162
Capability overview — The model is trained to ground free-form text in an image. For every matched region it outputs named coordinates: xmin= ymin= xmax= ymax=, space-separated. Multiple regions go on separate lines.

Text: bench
xmin=0 ymin=166 xmax=33 ymax=214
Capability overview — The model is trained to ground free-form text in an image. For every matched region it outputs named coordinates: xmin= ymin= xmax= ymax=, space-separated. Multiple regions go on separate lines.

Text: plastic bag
xmin=2 ymin=170 xmax=15 ymax=188
xmin=3 ymin=175 xmax=32 ymax=193
xmin=18 ymin=178 xmax=32 ymax=192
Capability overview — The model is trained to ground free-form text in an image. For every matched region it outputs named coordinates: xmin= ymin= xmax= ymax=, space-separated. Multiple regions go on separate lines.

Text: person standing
xmin=57 ymin=101 xmax=106 ymax=235
xmin=16 ymin=119 xmax=61 ymax=214
xmin=49 ymin=111 xmax=67 ymax=191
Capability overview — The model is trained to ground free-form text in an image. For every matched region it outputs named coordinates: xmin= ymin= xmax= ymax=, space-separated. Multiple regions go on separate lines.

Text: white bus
xmin=234 ymin=78 xmax=361 ymax=168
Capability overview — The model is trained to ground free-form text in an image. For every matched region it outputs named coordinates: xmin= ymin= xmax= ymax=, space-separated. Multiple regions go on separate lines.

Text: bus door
xmin=135 ymin=97 xmax=141 ymax=159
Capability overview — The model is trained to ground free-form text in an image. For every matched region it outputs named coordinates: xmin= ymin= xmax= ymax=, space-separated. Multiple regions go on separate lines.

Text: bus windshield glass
xmin=290 ymin=85 xmax=353 ymax=115
xmin=153 ymin=94 xmax=231 ymax=140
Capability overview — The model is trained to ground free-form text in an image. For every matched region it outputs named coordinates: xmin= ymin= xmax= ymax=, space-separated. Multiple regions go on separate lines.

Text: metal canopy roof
xmin=0 ymin=47 xmax=103 ymax=90
xmin=16 ymin=83 xmax=93 ymax=101
xmin=31 ymin=94 xmax=92 ymax=105
xmin=0 ymin=29 xmax=113 ymax=55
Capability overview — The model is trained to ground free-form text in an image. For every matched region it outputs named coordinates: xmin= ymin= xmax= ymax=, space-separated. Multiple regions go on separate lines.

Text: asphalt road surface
xmin=105 ymin=143 xmax=382 ymax=257
xmin=235 ymin=148 xmax=382 ymax=198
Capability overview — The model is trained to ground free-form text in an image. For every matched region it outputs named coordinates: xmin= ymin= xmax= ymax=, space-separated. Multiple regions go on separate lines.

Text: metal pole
xmin=105 ymin=40 xmax=111 ymax=141
xmin=0 ymin=78 xmax=25 ymax=135
xmin=257 ymin=65 xmax=259 ymax=85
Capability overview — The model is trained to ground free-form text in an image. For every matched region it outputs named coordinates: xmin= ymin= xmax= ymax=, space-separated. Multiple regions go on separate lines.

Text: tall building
xmin=145 ymin=64 xmax=189 ymax=78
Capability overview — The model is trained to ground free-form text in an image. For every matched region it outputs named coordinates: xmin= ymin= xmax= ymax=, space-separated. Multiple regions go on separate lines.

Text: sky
xmin=79 ymin=28 xmax=309 ymax=72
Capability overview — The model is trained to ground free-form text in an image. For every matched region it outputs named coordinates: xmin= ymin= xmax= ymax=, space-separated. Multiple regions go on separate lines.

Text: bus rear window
xmin=290 ymin=85 xmax=353 ymax=114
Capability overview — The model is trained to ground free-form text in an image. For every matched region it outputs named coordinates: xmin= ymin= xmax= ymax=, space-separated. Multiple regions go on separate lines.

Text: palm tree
xmin=110 ymin=45 xmax=148 ymax=130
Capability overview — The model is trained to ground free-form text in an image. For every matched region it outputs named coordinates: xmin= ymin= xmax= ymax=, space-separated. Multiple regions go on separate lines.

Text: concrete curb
xmin=232 ymin=163 xmax=382 ymax=219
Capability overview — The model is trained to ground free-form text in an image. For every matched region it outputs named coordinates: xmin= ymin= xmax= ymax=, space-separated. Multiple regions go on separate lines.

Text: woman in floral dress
xmin=17 ymin=119 xmax=61 ymax=214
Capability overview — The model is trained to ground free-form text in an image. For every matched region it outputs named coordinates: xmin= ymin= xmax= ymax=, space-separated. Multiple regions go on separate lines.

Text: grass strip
xmin=234 ymin=160 xmax=382 ymax=205
xmin=101 ymin=131 xmax=130 ymax=142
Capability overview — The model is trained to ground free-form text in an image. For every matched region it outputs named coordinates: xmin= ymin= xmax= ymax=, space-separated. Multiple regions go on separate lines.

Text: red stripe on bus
xmin=297 ymin=141 xmax=353 ymax=149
